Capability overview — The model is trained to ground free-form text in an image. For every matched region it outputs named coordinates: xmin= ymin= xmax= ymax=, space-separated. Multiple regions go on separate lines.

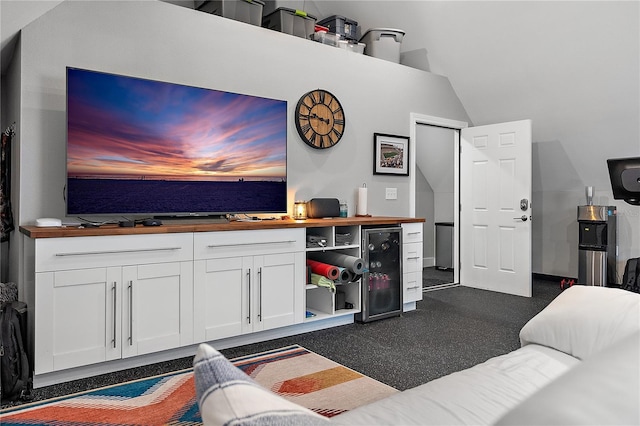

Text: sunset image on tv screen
xmin=66 ymin=67 xmax=287 ymax=215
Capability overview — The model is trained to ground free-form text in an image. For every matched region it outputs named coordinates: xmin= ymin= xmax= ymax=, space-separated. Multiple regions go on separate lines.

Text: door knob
xmin=514 ymin=215 xmax=528 ymax=222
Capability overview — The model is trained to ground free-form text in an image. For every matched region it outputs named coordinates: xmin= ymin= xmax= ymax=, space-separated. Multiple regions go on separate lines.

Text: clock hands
xmin=310 ymin=112 xmax=330 ymax=124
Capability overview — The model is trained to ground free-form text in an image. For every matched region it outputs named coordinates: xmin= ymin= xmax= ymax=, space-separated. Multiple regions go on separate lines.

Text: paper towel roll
xmin=357 ymin=186 xmax=368 ymax=215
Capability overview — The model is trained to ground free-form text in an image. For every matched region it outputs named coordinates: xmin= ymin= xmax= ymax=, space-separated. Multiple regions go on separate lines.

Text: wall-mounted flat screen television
xmin=66 ymin=67 xmax=287 ymax=218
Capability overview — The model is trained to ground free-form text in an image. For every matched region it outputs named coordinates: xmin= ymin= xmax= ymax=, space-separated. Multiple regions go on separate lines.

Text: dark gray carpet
xmin=1 ymin=277 xmax=562 ymax=408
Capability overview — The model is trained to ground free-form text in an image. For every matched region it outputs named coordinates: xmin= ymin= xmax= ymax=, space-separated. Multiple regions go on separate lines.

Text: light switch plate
xmin=385 ymin=187 xmax=398 ymax=200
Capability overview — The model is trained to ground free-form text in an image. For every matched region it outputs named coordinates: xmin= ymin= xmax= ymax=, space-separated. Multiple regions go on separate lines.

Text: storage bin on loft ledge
xmin=317 ymin=15 xmax=359 ymax=41
xmin=195 ymin=0 xmax=265 ymax=26
xmin=262 ymin=7 xmax=317 ymax=39
xmin=360 ymin=28 xmax=405 ymax=63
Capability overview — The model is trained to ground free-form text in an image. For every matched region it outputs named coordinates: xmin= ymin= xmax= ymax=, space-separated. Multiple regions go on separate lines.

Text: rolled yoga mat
xmin=336 ymin=268 xmax=364 ymax=284
xmin=306 ymin=259 xmax=340 ymax=280
xmin=336 ymin=267 xmax=352 ymax=283
xmin=308 ymin=252 xmax=365 ymax=274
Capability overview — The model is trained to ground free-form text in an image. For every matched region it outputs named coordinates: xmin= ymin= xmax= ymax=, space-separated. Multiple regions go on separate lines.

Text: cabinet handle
xmin=406 ymin=256 xmax=420 ymax=260
xmin=258 ymin=267 xmax=262 ymax=322
xmin=407 ymin=285 xmax=421 ymax=290
xmin=111 ymin=282 xmax=117 ymax=349
xmin=247 ymin=269 xmax=251 ymax=324
xmin=128 ymin=281 xmax=133 ymax=346
xmin=207 ymin=240 xmax=297 ymax=248
xmin=407 ymin=231 xmax=421 ymax=235
xmin=55 ymin=247 xmax=182 ymax=257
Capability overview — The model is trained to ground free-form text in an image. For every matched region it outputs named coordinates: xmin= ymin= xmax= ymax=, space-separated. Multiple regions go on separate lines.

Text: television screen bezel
xmin=65 ymin=66 xmax=288 ymax=219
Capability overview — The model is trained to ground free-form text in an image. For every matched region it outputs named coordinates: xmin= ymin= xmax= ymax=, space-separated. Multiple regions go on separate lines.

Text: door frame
xmin=409 ymin=113 xmax=468 ymax=285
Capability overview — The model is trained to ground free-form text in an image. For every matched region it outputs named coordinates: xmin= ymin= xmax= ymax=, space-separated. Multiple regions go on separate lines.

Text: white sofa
xmin=193 ymin=286 xmax=640 ymax=425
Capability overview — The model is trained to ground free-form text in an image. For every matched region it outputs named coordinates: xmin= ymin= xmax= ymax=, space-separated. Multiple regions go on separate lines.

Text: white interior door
xmin=460 ymin=120 xmax=532 ymax=297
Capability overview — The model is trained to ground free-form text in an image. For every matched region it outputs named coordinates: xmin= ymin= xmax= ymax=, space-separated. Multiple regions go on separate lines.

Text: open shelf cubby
xmin=305 ymin=225 xmax=360 ymax=250
xmin=304 ymin=225 xmax=362 ymax=322
xmin=305 ymin=281 xmax=361 ymax=321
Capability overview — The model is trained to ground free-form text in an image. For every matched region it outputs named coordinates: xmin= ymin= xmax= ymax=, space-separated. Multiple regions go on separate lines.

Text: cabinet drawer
xmin=403 ymin=242 xmax=423 ymax=273
xmin=403 ymin=271 xmax=423 ymax=303
xmin=35 ymin=233 xmax=193 ymax=272
xmin=194 ymin=228 xmax=305 ymax=259
xmin=402 ymin=223 xmax=423 ymax=244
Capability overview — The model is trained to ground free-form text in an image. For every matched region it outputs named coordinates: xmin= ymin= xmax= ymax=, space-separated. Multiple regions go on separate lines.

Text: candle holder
xmin=293 ymin=201 xmax=307 ymax=220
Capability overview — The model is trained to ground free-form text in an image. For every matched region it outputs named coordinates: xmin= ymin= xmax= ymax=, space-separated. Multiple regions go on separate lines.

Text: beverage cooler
xmin=356 ymin=227 xmax=403 ymax=323
xmin=577 ymin=205 xmax=617 ymax=286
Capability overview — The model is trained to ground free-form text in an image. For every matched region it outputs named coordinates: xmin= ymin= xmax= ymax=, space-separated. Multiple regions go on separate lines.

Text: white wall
xmin=6 ymin=0 xmax=469 ymax=284
xmin=415 ymin=163 xmax=434 ymax=263
xmin=532 ymin=140 xmax=640 ymax=281
xmin=532 ymin=189 xmax=639 ymax=283
xmin=415 ymin=124 xmax=456 ymax=264
xmin=416 ymin=125 xmax=455 ymax=222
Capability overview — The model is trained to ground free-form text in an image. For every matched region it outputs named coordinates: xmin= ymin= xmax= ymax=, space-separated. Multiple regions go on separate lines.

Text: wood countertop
xmin=20 ymin=216 xmax=425 ymax=239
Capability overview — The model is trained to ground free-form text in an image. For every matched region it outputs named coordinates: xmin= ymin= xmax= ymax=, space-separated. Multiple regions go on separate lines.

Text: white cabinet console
xmin=20 ymin=217 xmax=423 ymax=387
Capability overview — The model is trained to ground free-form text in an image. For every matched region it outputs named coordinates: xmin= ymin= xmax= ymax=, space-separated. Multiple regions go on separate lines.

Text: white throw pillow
xmin=519 ymin=286 xmax=640 ymax=360
xmin=193 ymin=343 xmax=329 ymax=426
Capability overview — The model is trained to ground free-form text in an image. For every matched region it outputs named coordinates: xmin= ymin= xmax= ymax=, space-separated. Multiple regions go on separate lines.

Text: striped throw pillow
xmin=193 ymin=343 xmax=329 ymax=426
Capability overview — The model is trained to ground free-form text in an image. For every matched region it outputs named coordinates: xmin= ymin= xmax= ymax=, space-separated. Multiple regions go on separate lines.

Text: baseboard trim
xmin=33 ymin=315 xmax=355 ymax=389
xmin=423 ymin=282 xmax=460 ymax=292
xmin=533 ymin=272 xmax=577 ymax=282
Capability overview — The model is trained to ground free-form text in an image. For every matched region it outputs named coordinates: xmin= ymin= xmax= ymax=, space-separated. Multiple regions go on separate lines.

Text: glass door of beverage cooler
xmin=357 ymin=227 xmax=403 ymax=323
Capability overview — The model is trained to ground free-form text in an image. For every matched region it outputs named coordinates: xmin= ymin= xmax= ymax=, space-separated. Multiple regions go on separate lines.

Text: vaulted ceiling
xmin=2 ymin=1 xmax=639 ymax=192
xmin=307 ymin=1 xmax=639 ymax=194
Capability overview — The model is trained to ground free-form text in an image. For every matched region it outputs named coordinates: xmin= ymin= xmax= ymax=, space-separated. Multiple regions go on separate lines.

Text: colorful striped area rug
xmin=0 ymin=345 xmax=398 ymax=425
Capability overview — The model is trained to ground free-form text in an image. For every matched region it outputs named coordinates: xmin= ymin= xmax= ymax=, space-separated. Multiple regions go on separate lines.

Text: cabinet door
xmin=122 ymin=261 xmax=193 ymax=358
xmin=194 ymin=257 xmax=245 ymax=342
xmin=35 ymin=267 xmax=121 ymax=374
xmin=250 ymin=252 xmax=303 ymax=333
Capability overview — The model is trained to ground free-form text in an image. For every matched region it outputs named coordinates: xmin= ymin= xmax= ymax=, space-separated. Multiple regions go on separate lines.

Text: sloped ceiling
xmin=2 ymin=0 xmax=639 ymax=193
xmin=309 ymin=1 xmax=639 ymax=193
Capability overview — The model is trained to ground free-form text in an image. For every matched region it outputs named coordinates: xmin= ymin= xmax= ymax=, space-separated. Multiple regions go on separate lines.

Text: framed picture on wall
xmin=373 ymin=133 xmax=410 ymax=176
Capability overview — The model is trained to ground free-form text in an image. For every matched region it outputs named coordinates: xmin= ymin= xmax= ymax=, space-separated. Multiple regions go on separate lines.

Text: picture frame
xmin=373 ymin=133 xmax=410 ymax=176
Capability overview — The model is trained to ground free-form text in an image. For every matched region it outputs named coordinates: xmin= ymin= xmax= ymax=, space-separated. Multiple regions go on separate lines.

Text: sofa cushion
xmin=193 ymin=343 xmax=329 ymax=426
xmin=332 ymin=344 xmax=578 ymax=425
xmin=519 ymin=286 xmax=640 ymax=360
xmin=495 ymin=331 xmax=640 ymax=425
